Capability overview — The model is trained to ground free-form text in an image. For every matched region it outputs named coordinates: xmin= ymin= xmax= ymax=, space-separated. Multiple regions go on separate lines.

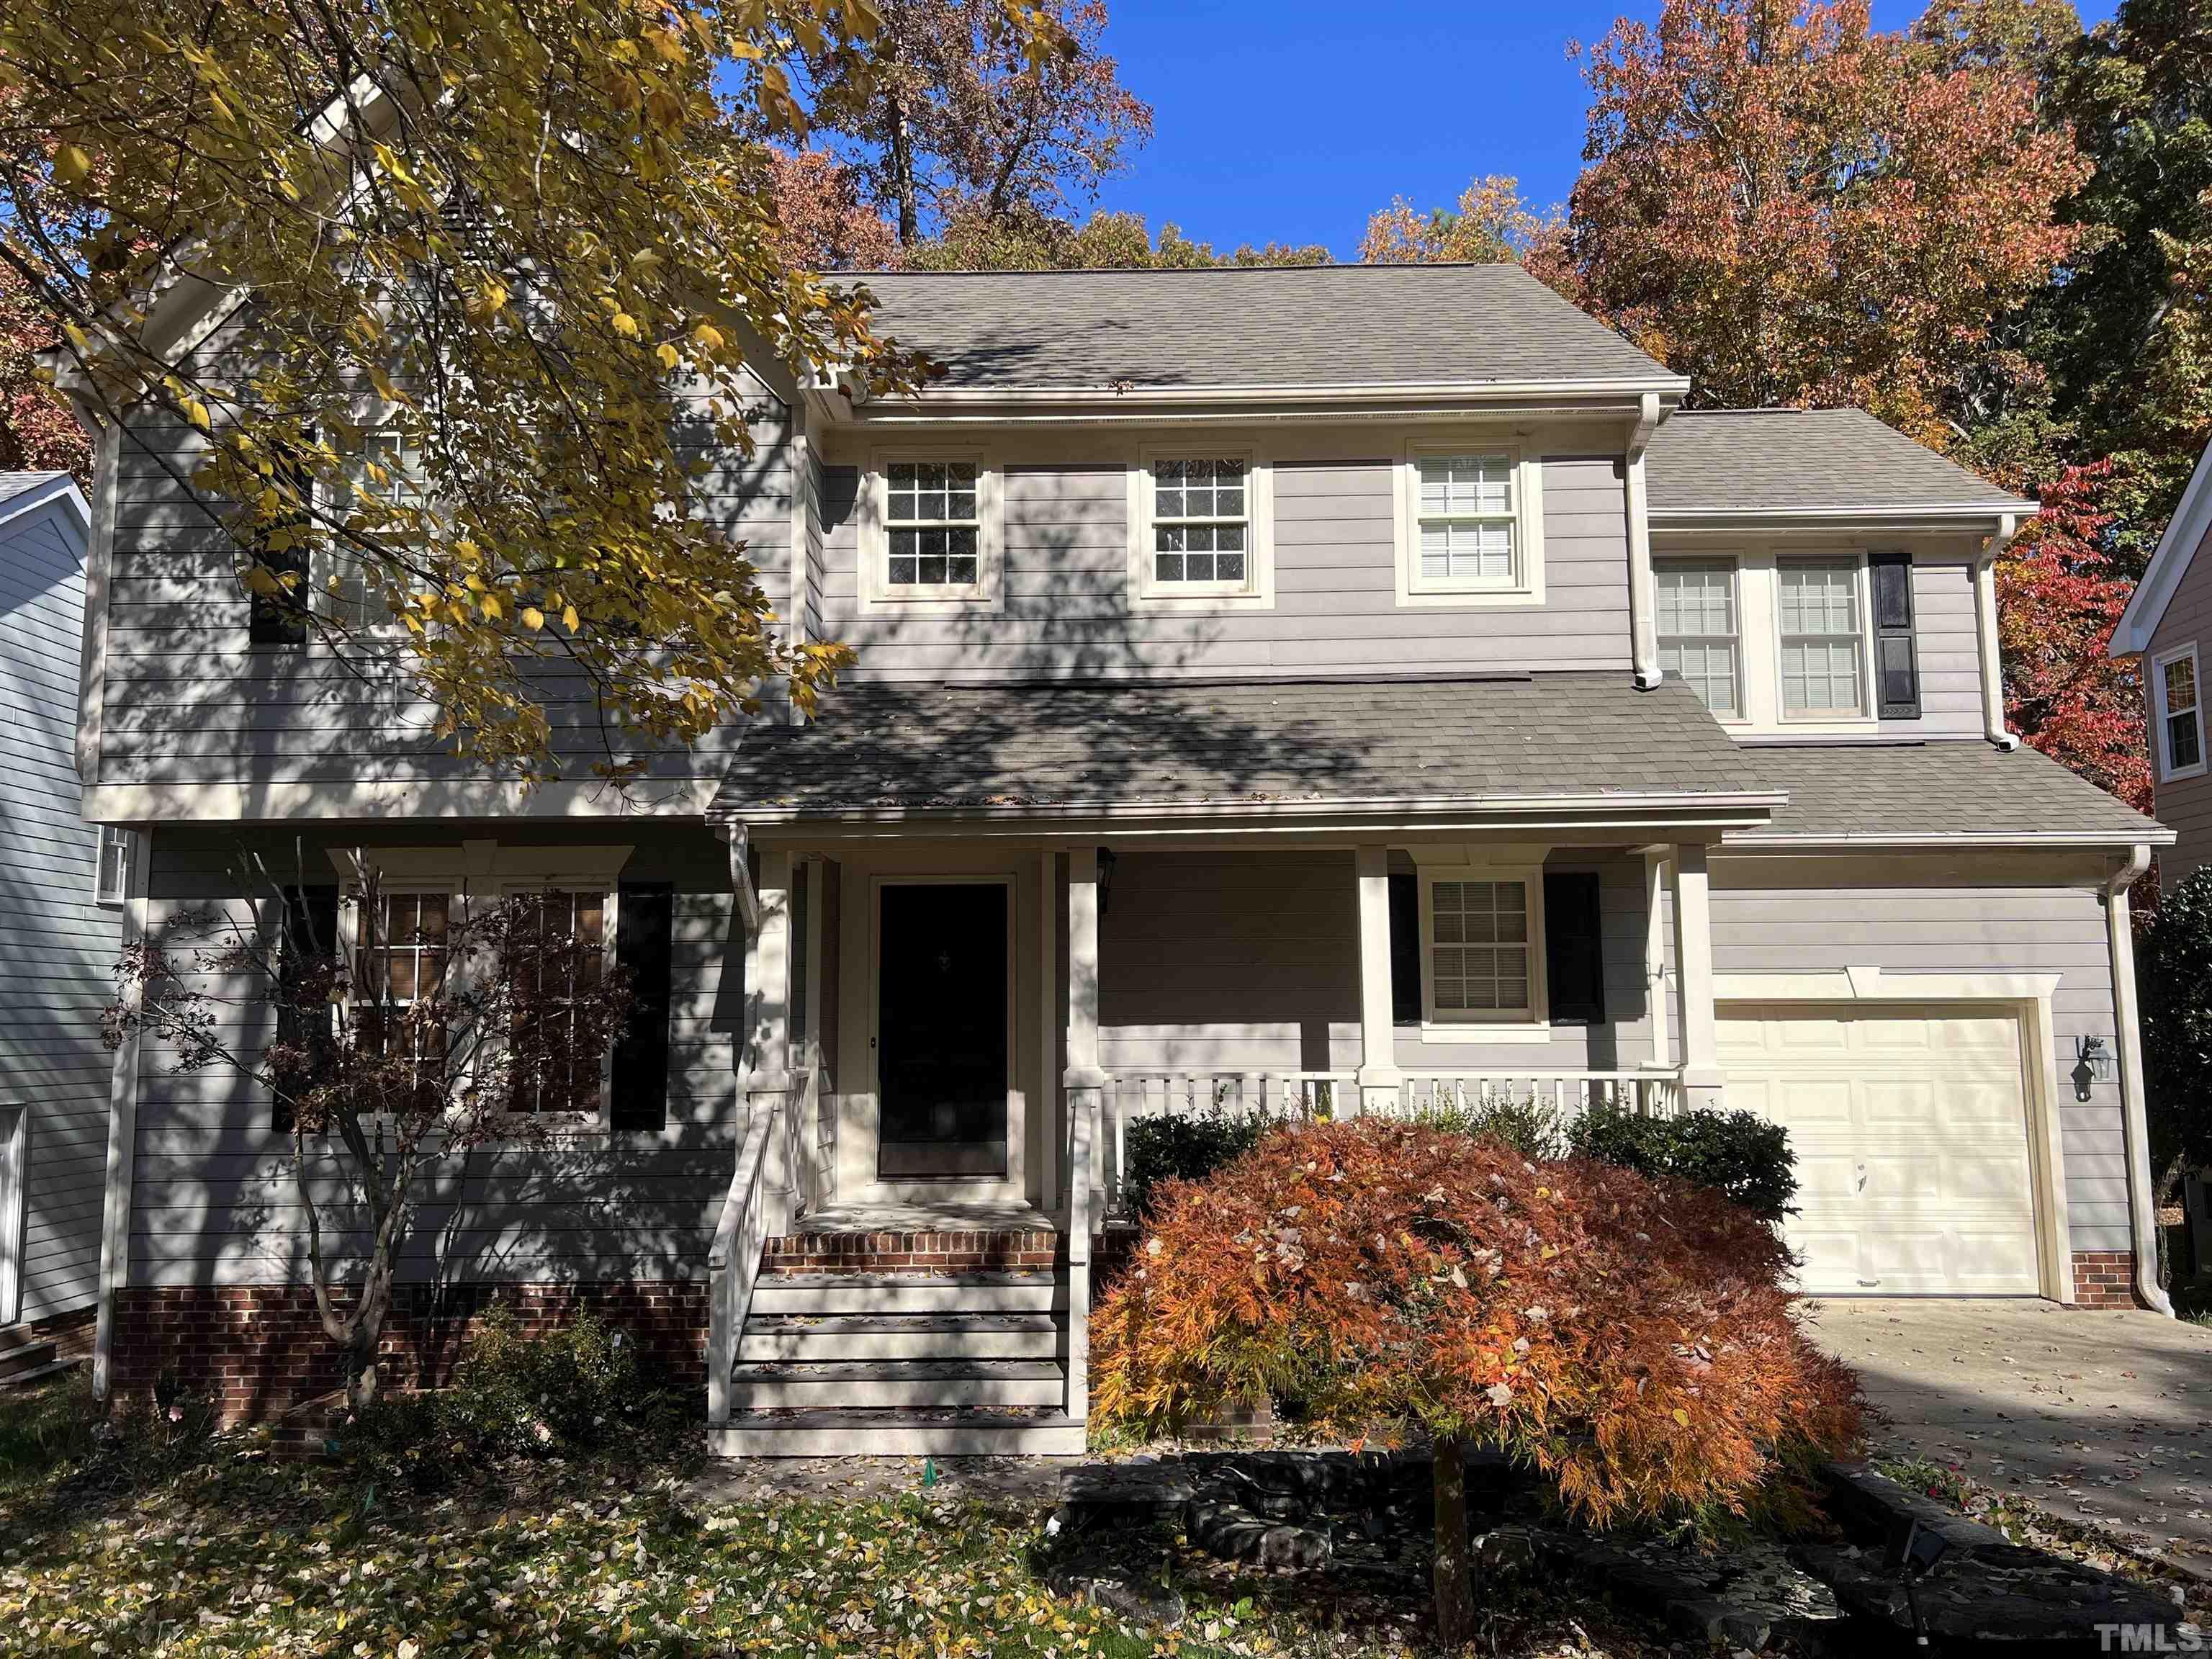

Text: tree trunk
xmin=1431 ymin=1433 xmax=1478 ymax=1650
xmin=341 ymin=1286 xmax=391 ymax=1413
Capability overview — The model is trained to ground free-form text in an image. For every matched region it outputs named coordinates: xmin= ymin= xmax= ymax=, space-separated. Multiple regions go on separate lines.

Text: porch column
xmin=1064 ymin=846 xmax=1105 ymax=1424
xmin=1354 ymin=845 xmax=1401 ymax=1115
xmin=743 ymin=848 xmax=797 ymax=1208
xmin=1670 ymin=841 xmax=1723 ymax=1111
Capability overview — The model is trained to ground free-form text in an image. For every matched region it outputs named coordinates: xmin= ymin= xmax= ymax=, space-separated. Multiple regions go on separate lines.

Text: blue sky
xmin=1088 ymin=1 xmax=2118 ymax=260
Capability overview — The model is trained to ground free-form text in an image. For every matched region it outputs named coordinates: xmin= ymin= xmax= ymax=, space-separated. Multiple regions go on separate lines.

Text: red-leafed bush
xmin=1089 ymin=1118 xmax=1861 ymax=1642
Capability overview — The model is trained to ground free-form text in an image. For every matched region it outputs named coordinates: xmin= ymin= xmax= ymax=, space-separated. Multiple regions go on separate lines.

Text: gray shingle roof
xmin=712 ymin=673 xmax=1771 ymax=820
xmin=845 ymin=265 xmax=1676 ymax=391
xmin=1645 ymin=408 xmax=2033 ymax=518
xmin=0 ymin=471 xmax=68 ymax=507
xmin=1732 ymin=741 xmax=2167 ymax=844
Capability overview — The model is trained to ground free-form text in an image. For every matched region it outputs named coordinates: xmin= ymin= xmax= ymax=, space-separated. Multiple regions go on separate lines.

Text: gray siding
xmin=0 ymin=495 xmax=109 ymax=1321
xmin=2147 ymin=512 xmax=2212 ymax=882
xmin=816 ymin=447 xmax=1632 ymax=682
xmin=95 ymin=311 xmax=793 ymax=789
xmin=1709 ymin=853 xmax=2131 ymax=1256
xmin=124 ymin=823 xmax=744 ymax=1285
xmin=1893 ymin=559 xmax=1984 ymax=737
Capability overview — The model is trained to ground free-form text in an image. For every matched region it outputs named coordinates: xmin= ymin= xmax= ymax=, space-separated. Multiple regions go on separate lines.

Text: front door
xmin=876 ymin=883 xmax=1010 ymax=1179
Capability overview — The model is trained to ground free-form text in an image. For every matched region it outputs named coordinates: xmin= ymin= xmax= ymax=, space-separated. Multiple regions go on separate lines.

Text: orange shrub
xmin=1091 ymin=1118 xmax=1861 ymax=1529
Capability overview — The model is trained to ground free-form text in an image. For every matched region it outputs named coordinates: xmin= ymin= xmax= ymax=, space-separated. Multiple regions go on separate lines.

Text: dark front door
xmin=877 ymin=883 xmax=1009 ymax=1179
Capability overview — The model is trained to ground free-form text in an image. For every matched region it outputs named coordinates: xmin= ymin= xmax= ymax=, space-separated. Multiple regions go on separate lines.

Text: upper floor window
xmin=1128 ymin=449 xmax=1274 ymax=608
xmin=2157 ymin=644 xmax=2206 ymax=781
xmin=1394 ymin=442 xmax=1545 ymax=608
xmin=94 ymin=826 xmax=135 ymax=907
xmin=861 ymin=450 xmax=1003 ymax=612
xmin=1655 ymin=562 xmax=1740 ymax=719
xmin=320 ymin=429 xmax=427 ymax=629
xmin=1777 ymin=558 xmax=1866 ymax=719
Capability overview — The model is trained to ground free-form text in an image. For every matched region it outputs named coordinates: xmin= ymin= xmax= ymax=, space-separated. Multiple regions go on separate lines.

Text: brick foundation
xmin=112 ymin=1282 xmax=708 ymax=1424
xmin=762 ymin=1228 xmax=1063 ymax=1272
xmin=2072 ymin=1251 xmax=2144 ymax=1308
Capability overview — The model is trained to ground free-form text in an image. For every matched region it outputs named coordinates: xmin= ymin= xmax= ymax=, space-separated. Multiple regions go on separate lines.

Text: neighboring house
xmin=0 ymin=470 xmax=120 ymax=1384
xmin=63 ymin=262 xmax=2173 ymax=1455
xmin=2113 ymin=434 xmax=2212 ymax=883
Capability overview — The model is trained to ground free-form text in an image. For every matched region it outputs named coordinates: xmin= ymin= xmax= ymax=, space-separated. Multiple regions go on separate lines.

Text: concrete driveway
xmin=1802 ymin=1299 xmax=2212 ymax=1575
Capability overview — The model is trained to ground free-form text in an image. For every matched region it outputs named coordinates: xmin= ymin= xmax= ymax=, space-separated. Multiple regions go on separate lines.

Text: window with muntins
xmin=94 ymin=826 xmax=134 ymax=907
xmin=1151 ymin=459 xmax=1249 ymax=588
xmin=1427 ymin=878 xmax=1532 ymax=1017
xmin=354 ymin=890 xmax=451 ymax=1073
xmin=2160 ymin=649 xmax=2204 ymax=777
xmin=1655 ymin=562 xmax=1740 ymax=717
xmin=885 ymin=461 xmax=980 ymax=590
xmin=1416 ymin=454 xmax=1516 ymax=586
xmin=321 ymin=429 xmax=427 ymax=628
xmin=506 ymin=887 xmax=608 ymax=1115
xmin=1777 ymin=559 xmax=1866 ymax=717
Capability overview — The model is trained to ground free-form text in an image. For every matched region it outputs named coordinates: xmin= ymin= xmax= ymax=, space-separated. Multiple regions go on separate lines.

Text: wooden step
xmin=727 ymin=1358 xmax=1065 ymax=1410
xmin=738 ymin=1312 xmax=1061 ymax=1364
xmin=0 ymin=1356 xmax=81 ymax=1391
xmin=709 ymin=1406 xmax=1088 ymax=1458
xmin=0 ymin=1336 xmax=58 ymax=1382
xmin=749 ymin=1271 xmax=1065 ymax=1317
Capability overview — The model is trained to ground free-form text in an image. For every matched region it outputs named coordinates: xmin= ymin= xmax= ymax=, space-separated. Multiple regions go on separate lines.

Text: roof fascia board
xmin=1652 ymin=503 xmax=2033 ymax=531
xmin=1723 ymin=830 xmax=2175 ymax=849
xmin=2112 ymin=435 xmax=2212 ymax=657
xmin=842 ymin=378 xmax=1689 ymax=425
xmin=0 ymin=476 xmax=91 ymax=535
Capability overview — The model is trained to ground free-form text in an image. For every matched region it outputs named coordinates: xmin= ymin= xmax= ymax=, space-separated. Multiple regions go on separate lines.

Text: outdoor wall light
xmin=2072 ymin=1035 xmax=2114 ymax=1101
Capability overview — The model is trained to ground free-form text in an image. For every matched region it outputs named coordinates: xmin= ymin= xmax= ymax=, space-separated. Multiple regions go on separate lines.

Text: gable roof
xmin=711 ymin=672 xmax=1777 ymax=826
xmin=1645 ymin=408 xmax=2033 ymax=522
xmin=0 ymin=471 xmax=91 ymax=535
xmin=2110 ymin=433 xmax=2212 ymax=657
xmin=846 ymin=265 xmax=1683 ymax=394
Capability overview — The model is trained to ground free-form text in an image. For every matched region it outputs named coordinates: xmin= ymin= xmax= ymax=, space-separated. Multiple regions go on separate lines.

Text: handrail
xmin=1394 ymin=1068 xmax=1686 ymax=1120
xmin=706 ymin=1099 xmax=780 ymax=1429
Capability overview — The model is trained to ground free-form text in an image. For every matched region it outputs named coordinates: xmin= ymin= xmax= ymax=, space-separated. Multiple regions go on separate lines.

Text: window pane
xmin=2167 ymin=656 xmax=2198 ymax=716
xmin=1419 ymin=455 xmax=1511 ymax=516
xmin=2172 ymin=711 xmax=2203 ymax=771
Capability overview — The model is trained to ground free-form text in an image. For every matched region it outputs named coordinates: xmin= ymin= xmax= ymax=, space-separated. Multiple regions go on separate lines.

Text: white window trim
xmin=94 ymin=825 xmax=136 ymax=907
xmin=1653 ymin=559 xmax=1744 ymax=722
xmin=858 ymin=446 xmax=1005 ymax=616
xmin=1392 ymin=439 xmax=1546 ymax=609
xmin=1124 ymin=445 xmax=1276 ymax=611
xmin=1771 ymin=551 xmax=1875 ymax=724
xmin=312 ymin=421 xmax=425 ymax=638
xmin=2155 ymin=642 xmax=2207 ymax=782
xmin=1416 ymin=863 xmax=1549 ymax=1034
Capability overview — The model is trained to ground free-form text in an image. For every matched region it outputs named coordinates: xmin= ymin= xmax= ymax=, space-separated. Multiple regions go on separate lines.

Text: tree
xmin=1358 ymin=175 xmax=1566 ymax=272
xmin=895 ymin=204 xmax=1328 ymax=271
xmin=104 ymin=859 xmax=630 ymax=1409
xmin=0 ymin=269 xmax=88 ymax=477
xmin=2140 ymin=866 xmax=2212 ymax=1287
xmin=766 ymin=147 xmax=900 ymax=272
xmin=1553 ymin=0 xmax=2089 ymax=446
xmin=799 ymin=0 xmax=1151 ymax=247
xmin=0 ymin=1 xmax=1063 ymax=780
xmin=1092 ymin=1119 xmax=1861 ymax=1649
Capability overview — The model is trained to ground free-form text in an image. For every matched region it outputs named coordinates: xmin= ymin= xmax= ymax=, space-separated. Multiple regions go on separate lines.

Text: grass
xmin=0 ymin=1374 xmax=1693 ymax=1659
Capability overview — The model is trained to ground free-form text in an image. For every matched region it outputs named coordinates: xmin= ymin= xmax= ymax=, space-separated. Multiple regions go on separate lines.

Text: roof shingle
xmin=1732 ymin=741 xmax=2166 ymax=844
xmin=1645 ymin=408 xmax=2033 ymax=518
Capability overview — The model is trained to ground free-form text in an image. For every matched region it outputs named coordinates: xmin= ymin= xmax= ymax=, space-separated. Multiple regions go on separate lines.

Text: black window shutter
xmin=1542 ymin=872 xmax=1606 ymax=1025
xmin=272 ymin=884 xmax=339 ymax=1133
xmin=1387 ymin=873 xmax=1421 ymax=1025
xmin=1869 ymin=553 xmax=1920 ymax=719
xmin=248 ymin=431 xmax=315 ymax=646
xmin=611 ymin=883 xmax=675 ymax=1131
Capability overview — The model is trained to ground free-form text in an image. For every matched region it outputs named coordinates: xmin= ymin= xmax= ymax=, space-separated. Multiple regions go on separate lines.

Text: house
xmin=66 ymin=262 xmax=2172 ymax=1454
xmin=0 ymin=470 xmax=120 ymax=1387
xmin=2112 ymin=433 xmax=2212 ymax=883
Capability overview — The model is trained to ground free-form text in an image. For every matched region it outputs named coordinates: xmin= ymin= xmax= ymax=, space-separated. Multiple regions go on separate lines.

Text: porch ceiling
xmin=710 ymin=672 xmax=1782 ymax=833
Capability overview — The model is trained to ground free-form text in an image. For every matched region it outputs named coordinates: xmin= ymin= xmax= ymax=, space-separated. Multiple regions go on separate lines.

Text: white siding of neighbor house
xmin=0 ymin=491 xmax=111 ymax=1322
xmin=1709 ymin=852 xmax=2132 ymax=1256
xmin=2146 ymin=512 xmax=2212 ymax=883
xmin=122 ymin=824 xmax=744 ymax=1286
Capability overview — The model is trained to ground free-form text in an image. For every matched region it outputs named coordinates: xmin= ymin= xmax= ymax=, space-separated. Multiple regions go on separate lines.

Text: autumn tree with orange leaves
xmin=1091 ymin=1120 xmax=1861 ymax=1649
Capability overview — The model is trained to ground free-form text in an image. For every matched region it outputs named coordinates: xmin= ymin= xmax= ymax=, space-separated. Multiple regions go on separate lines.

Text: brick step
xmin=727 ymin=1358 xmax=1064 ymax=1410
xmin=709 ymin=1406 xmax=1087 ymax=1458
xmin=749 ymin=1271 xmax=1066 ymax=1317
xmin=0 ymin=1336 xmax=58 ymax=1382
xmin=763 ymin=1228 xmax=1062 ymax=1275
xmin=739 ymin=1311 xmax=1061 ymax=1364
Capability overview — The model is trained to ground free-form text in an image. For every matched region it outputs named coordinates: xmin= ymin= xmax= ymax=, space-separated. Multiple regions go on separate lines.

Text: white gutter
xmin=1977 ymin=512 xmax=2022 ymax=750
xmin=863 ymin=376 xmax=1691 ymax=408
xmin=711 ymin=788 xmax=1791 ymax=829
xmin=2105 ymin=845 xmax=2175 ymax=1316
xmin=1725 ymin=829 xmax=2176 ymax=850
xmin=1651 ymin=502 xmax=2035 ymax=526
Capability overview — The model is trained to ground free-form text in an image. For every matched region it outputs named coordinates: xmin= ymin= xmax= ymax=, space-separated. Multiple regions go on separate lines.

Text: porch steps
xmin=747 ymin=1270 xmax=1067 ymax=1318
xmin=709 ymin=1406 xmax=1087 ymax=1458
xmin=0 ymin=1332 xmax=60 ymax=1386
xmin=727 ymin=1358 xmax=1065 ymax=1410
xmin=739 ymin=1311 xmax=1060 ymax=1364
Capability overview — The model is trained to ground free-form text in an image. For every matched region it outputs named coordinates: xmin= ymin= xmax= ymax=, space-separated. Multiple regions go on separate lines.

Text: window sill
xmin=1128 ymin=585 xmax=1272 ymax=612
xmin=1398 ymin=584 xmax=1545 ymax=611
xmin=1416 ymin=1020 xmax=1553 ymax=1046
xmin=2164 ymin=761 xmax=2208 ymax=784
xmin=858 ymin=588 xmax=1003 ymax=619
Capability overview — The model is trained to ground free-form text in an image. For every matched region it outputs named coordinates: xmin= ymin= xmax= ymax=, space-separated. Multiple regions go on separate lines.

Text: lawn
xmin=0 ymin=1375 xmax=1685 ymax=1659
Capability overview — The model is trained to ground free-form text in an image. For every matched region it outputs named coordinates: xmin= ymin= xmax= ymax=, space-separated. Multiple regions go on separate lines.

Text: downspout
xmin=1624 ymin=392 xmax=1663 ymax=691
xmin=1975 ymin=512 xmax=2022 ymax=750
xmin=2105 ymin=844 xmax=2175 ymax=1316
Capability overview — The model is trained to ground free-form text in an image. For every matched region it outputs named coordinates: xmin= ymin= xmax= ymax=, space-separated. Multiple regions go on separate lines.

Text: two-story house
xmin=70 ymin=262 xmax=2170 ymax=1454
xmin=2113 ymin=433 xmax=2212 ymax=882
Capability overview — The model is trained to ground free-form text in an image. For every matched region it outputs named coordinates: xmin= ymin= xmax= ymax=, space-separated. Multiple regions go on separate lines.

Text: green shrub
xmin=1569 ymin=1105 xmax=1797 ymax=1222
xmin=1123 ymin=1112 xmax=1266 ymax=1218
xmin=1407 ymin=1093 xmax=1569 ymax=1160
xmin=0 ymin=1372 xmax=99 ymax=1485
xmin=439 ymin=1305 xmax=645 ymax=1457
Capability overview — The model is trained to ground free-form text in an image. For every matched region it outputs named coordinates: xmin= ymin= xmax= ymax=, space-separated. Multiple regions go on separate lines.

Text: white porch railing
xmin=1390 ymin=1069 xmax=1686 ymax=1123
xmin=706 ymin=1087 xmax=795 ymax=1429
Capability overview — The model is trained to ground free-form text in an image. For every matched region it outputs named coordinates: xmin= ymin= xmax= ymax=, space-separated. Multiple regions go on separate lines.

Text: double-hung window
xmin=885 ymin=460 xmax=981 ymax=593
xmin=1777 ymin=559 xmax=1867 ymax=719
xmin=1149 ymin=458 xmax=1249 ymax=590
xmin=505 ymin=887 xmax=611 ymax=1115
xmin=2157 ymin=646 xmax=2206 ymax=780
xmin=1420 ymin=869 xmax=1545 ymax=1026
xmin=1416 ymin=454 xmax=1516 ymax=586
xmin=1655 ymin=561 xmax=1741 ymax=718
xmin=94 ymin=827 xmax=135 ymax=907
xmin=354 ymin=889 xmax=451 ymax=1076
xmin=320 ymin=429 xmax=428 ymax=629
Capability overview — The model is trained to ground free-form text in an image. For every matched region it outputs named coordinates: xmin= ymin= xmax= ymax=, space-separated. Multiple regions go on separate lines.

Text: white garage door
xmin=1717 ymin=1003 xmax=2041 ymax=1295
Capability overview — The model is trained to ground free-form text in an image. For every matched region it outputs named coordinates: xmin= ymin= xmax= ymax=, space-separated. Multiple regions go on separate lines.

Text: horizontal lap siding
xmin=1894 ymin=561 xmax=1983 ymax=737
xmin=99 ymin=334 xmax=792 ymax=788
xmin=2148 ymin=518 xmax=2212 ymax=881
xmin=125 ymin=824 xmax=744 ymax=1287
xmin=1709 ymin=858 xmax=2129 ymax=1255
xmin=0 ymin=500 xmax=110 ymax=1321
xmin=816 ymin=451 xmax=1632 ymax=681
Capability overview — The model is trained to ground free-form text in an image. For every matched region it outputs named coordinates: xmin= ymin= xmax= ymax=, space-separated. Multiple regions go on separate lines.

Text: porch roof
xmin=710 ymin=672 xmax=1780 ymax=829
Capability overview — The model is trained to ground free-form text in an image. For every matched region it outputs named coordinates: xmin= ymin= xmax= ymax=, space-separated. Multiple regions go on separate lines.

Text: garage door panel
xmin=1719 ymin=1002 xmax=2041 ymax=1298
